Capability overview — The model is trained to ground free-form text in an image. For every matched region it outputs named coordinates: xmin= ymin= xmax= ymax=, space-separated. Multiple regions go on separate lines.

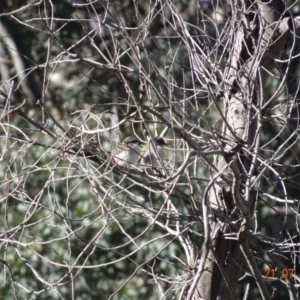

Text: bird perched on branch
xmin=112 ymin=136 xmax=140 ymax=166
xmin=139 ymin=136 xmax=167 ymax=167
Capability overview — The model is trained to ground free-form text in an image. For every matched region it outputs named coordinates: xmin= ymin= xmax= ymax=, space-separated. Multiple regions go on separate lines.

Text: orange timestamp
xmin=264 ymin=268 xmax=295 ymax=279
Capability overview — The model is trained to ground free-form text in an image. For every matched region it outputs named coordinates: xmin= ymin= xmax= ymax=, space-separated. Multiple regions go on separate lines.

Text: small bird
xmin=139 ymin=136 xmax=168 ymax=167
xmin=112 ymin=136 xmax=140 ymax=166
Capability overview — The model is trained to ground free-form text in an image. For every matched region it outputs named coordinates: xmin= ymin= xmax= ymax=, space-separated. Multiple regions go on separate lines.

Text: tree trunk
xmin=192 ymin=1 xmax=299 ymax=299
